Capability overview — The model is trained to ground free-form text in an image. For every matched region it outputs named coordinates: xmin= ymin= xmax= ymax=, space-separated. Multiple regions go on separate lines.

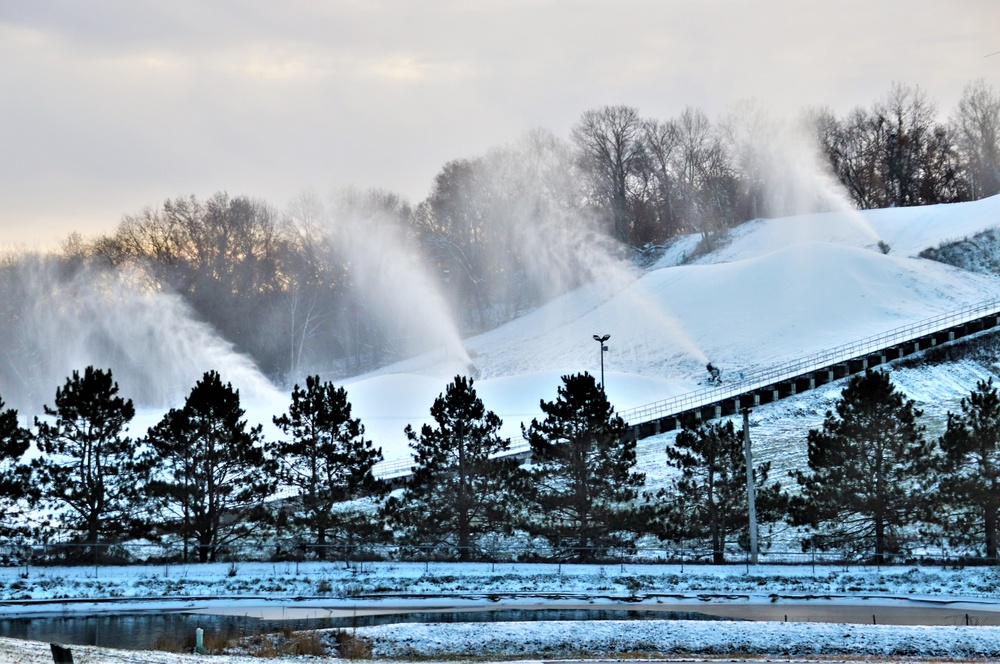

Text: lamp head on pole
xmin=592 ymin=334 xmax=610 ymax=389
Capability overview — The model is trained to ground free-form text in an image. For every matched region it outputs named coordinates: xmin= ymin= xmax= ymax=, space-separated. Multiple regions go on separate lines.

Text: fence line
xmin=6 ymin=540 xmax=1000 ymax=569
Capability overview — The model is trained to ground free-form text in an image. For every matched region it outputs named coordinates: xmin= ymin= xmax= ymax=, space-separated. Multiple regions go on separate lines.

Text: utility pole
xmin=743 ymin=407 xmax=758 ymax=564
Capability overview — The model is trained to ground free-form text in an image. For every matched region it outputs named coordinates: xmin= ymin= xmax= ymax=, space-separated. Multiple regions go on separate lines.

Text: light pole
xmin=593 ymin=334 xmax=610 ymax=390
xmin=742 ymin=407 xmax=758 ymax=565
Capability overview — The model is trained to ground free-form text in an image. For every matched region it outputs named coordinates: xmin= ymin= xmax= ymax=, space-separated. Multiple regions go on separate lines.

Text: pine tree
xmin=32 ymin=367 xmax=147 ymax=550
xmin=145 ymin=371 xmax=275 ymax=562
xmin=523 ymin=372 xmax=644 ymax=561
xmin=658 ymin=419 xmax=785 ymax=563
xmin=0 ymin=396 xmax=32 ymax=538
xmin=271 ymin=375 xmax=385 ymax=559
xmin=936 ymin=377 xmax=1000 ymax=558
xmin=790 ymin=369 xmax=933 ymax=562
xmin=387 ymin=375 xmax=525 ymax=561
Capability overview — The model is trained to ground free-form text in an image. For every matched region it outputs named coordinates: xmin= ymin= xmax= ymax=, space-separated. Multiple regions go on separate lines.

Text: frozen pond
xmin=5 ymin=595 xmax=1000 ymax=650
xmin=0 ymin=606 xmax=731 ymax=650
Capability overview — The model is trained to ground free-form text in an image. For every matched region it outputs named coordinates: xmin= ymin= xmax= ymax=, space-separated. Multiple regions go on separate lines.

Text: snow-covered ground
xmin=8 ymin=559 xmax=1000 ymax=605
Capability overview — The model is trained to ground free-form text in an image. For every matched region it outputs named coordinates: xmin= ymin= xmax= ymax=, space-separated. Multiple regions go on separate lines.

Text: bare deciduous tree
xmin=954 ymin=79 xmax=1000 ymax=199
xmin=572 ymin=105 xmax=646 ymax=244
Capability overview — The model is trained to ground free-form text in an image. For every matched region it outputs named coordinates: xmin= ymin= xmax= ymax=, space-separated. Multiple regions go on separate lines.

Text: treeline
xmin=573 ymin=80 xmax=999 ymax=246
xmin=35 ymin=79 xmax=999 ymax=384
xmin=2 ymin=367 xmax=1000 ymax=564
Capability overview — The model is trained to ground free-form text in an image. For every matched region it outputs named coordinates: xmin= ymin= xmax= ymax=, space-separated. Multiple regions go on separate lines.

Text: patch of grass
xmin=151 ymin=633 xmax=188 ymax=653
xmin=339 ymin=582 xmax=365 ymax=597
xmin=151 ymin=628 xmax=232 ymax=655
xmin=337 ymin=629 xmax=373 ymax=659
xmin=617 ymin=576 xmax=646 ymax=593
xmin=238 ymin=627 xmax=330 ymax=658
xmin=154 ymin=626 xmax=330 ymax=658
xmin=682 ymin=230 xmax=732 ymax=264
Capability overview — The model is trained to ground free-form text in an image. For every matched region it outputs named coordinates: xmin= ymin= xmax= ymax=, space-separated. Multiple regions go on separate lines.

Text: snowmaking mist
xmin=723 ymin=103 xmax=882 ymax=248
xmin=418 ymin=132 xmax=712 ymax=380
xmin=0 ymin=253 xmax=284 ymax=417
xmin=481 ymin=116 xmax=886 ymax=378
xmin=317 ymin=195 xmax=471 ymax=377
xmin=454 ymin=113 xmax=895 ymax=384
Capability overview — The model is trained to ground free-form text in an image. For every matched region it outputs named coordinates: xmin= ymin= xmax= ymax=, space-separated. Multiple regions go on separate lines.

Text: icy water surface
xmin=0 ymin=608 xmax=730 ymax=650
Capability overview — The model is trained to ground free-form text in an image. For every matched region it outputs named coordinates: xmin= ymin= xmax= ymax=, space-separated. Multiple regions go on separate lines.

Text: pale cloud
xmin=223 ymin=45 xmax=339 ymax=82
xmin=0 ymin=0 xmax=998 ymax=246
xmin=132 ymin=53 xmax=184 ymax=73
xmin=367 ymin=55 xmax=477 ymax=83
xmin=0 ymin=22 xmax=50 ymax=48
xmin=241 ymin=55 xmax=321 ymax=82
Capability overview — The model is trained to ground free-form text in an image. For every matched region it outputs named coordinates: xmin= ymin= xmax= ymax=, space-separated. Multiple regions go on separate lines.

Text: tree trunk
xmin=712 ymin=525 xmax=724 ymax=564
xmin=317 ymin=526 xmax=328 ymax=561
xmin=986 ymin=513 xmax=998 ymax=561
xmin=199 ymin=532 xmax=214 ymax=563
xmin=874 ymin=517 xmax=886 ymax=565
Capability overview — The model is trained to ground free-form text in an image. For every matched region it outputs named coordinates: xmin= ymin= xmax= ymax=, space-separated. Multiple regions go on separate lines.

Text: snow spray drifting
xmin=316 ymin=191 xmax=471 ymax=377
xmin=0 ymin=254 xmax=285 ymax=416
xmin=724 ymin=102 xmax=882 ymax=246
xmin=450 ymin=131 xmax=711 ymax=377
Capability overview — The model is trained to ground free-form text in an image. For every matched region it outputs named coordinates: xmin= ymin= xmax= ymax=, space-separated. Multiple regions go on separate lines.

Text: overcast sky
xmin=1 ymin=0 xmax=998 ymax=246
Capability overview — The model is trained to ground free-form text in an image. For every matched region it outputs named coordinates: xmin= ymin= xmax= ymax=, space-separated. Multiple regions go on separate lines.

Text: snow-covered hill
xmin=342 ymin=195 xmax=1000 ymax=465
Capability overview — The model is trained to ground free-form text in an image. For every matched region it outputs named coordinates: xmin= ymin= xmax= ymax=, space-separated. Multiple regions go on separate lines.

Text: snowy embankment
xmin=361 ymin=619 xmax=1000 ymax=659
xmin=0 ymin=638 xmax=263 ymax=663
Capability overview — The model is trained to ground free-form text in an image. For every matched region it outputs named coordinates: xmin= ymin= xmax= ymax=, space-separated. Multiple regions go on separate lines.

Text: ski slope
xmin=341 ymin=195 xmax=1000 ymax=464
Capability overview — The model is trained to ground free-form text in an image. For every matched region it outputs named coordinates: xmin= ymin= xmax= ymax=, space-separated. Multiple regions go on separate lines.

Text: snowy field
xmin=6 ymin=560 xmax=1000 ymax=605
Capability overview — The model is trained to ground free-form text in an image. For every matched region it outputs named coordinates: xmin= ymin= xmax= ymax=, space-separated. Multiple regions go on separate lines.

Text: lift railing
xmin=618 ymin=298 xmax=1000 ymax=424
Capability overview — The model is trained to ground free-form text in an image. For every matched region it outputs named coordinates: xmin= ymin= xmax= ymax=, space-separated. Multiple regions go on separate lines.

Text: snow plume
xmin=500 ymin=132 xmax=709 ymax=369
xmin=444 ymin=132 xmax=711 ymax=377
xmin=615 ymin=284 xmax=709 ymax=367
xmin=723 ymin=101 xmax=881 ymax=246
xmin=320 ymin=190 xmax=471 ymax=374
xmin=417 ymin=130 xmax=641 ymax=333
xmin=0 ymin=253 xmax=283 ymax=416
xmin=483 ymin=130 xmax=635 ymax=304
